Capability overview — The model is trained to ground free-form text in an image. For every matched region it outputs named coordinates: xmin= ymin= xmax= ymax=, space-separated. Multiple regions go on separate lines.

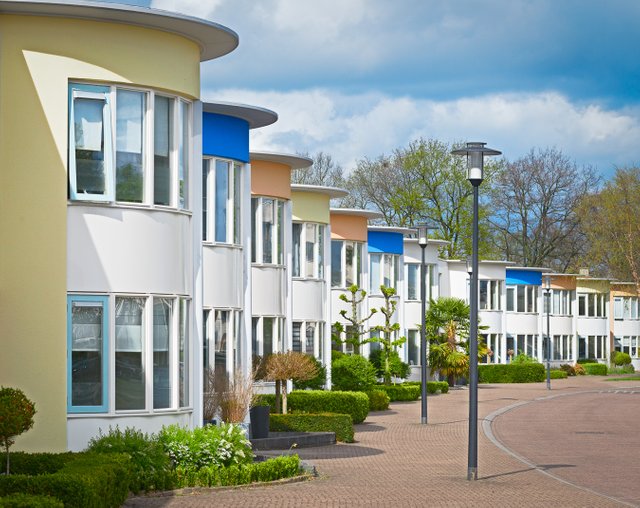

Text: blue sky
xmin=102 ymin=0 xmax=640 ymax=176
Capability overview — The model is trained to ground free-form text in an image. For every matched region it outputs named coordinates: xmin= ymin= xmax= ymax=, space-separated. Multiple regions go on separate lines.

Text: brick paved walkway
xmin=125 ymin=376 xmax=640 ymax=507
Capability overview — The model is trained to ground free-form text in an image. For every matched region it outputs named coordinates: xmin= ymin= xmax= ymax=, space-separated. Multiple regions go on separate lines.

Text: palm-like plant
xmin=425 ymin=297 xmax=487 ymax=386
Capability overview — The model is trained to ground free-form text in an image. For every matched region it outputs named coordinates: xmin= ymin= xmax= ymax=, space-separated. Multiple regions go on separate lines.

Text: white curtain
xmin=74 ymin=98 xmax=104 ymax=151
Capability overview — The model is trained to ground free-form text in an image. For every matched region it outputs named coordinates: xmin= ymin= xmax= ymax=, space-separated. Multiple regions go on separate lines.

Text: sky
xmin=101 ymin=0 xmax=640 ymax=177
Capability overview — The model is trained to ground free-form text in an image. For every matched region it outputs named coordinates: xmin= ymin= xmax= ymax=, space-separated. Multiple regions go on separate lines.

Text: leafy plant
xmin=293 ymin=356 xmax=327 ymax=390
xmin=265 ymin=352 xmax=318 ymax=414
xmin=608 ymin=364 xmax=635 ymax=374
xmin=332 ymin=285 xmax=377 ymax=354
xmin=573 ymin=363 xmax=586 ymax=375
xmin=0 ymin=387 xmax=36 ymax=475
xmin=369 ymin=349 xmax=410 ymax=381
xmin=331 ymin=354 xmax=377 ymax=392
xmin=582 ymin=363 xmax=608 ymax=376
xmin=370 ymin=286 xmax=408 ymax=384
xmin=366 ymin=390 xmax=390 ymax=411
xmin=612 ymin=351 xmax=632 ymax=366
xmin=550 ymin=369 xmax=568 ymax=379
xmin=511 ymin=353 xmax=537 ymax=364
xmin=560 ymin=364 xmax=576 ymax=376
xmin=0 ymin=493 xmax=63 ymax=507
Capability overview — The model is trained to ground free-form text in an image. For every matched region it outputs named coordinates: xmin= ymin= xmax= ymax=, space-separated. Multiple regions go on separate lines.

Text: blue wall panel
xmin=506 ymin=269 xmax=542 ymax=286
xmin=202 ymin=112 xmax=249 ymax=162
xmin=367 ymin=231 xmax=404 ymax=254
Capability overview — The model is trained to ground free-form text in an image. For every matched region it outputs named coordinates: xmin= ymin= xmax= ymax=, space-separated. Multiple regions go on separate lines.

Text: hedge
xmin=0 ymin=453 xmax=132 ymax=508
xmin=255 ymin=391 xmax=369 ymax=424
xmin=0 ymin=494 xmax=64 ymax=508
xmin=478 ymin=363 xmax=545 ymax=383
xmin=375 ymin=384 xmax=420 ymax=401
xmin=550 ymin=369 xmax=568 ymax=379
xmin=366 ymin=390 xmax=390 ymax=411
xmin=612 ymin=351 xmax=632 ymax=366
xmin=401 ymin=381 xmax=450 ymax=395
xmin=270 ymin=413 xmax=354 ymax=443
xmin=583 ymin=363 xmax=608 ymax=376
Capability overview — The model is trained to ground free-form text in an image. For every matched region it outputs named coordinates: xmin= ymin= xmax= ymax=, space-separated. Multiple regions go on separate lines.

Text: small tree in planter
xmin=265 ymin=352 xmax=318 ymax=414
xmin=332 ymin=284 xmax=377 ymax=355
xmin=0 ymin=386 xmax=36 ymax=474
xmin=370 ymin=286 xmax=407 ymax=385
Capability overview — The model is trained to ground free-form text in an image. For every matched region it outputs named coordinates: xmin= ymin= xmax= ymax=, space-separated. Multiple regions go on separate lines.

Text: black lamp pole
xmin=417 ymin=223 xmax=434 ymax=424
xmin=452 ymin=142 xmax=501 ymax=481
xmin=545 ymin=275 xmax=552 ymax=390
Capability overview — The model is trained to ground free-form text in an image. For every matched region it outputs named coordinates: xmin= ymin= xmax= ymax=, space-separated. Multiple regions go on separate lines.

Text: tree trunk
xmin=275 ymin=379 xmax=281 ymax=414
xmin=282 ymin=383 xmax=288 ymax=414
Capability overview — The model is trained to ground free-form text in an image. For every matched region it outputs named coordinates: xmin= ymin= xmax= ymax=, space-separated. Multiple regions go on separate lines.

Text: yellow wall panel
xmin=291 ymin=192 xmax=330 ymax=224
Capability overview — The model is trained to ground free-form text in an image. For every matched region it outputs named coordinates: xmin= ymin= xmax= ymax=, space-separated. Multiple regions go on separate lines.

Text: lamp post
xmin=417 ymin=223 xmax=435 ymax=424
xmin=545 ymin=275 xmax=551 ymax=390
xmin=452 ymin=141 xmax=501 ymax=481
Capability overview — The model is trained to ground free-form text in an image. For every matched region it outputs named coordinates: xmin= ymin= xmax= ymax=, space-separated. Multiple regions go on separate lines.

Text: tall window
xmin=69 ymin=82 xmax=191 ymax=209
xmin=115 ymin=297 xmax=145 ymax=410
xmin=178 ymin=298 xmax=189 ymax=408
xmin=614 ymin=296 xmax=639 ymax=319
xmin=370 ymin=253 xmax=399 ymax=293
xmin=153 ymin=298 xmax=172 ymax=409
xmin=480 ymin=333 xmax=501 ymax=363
xmin=577 ymin=293 xmax=608 ymax=317
xmin=252 ymin=197 xmax=285 ymax=265
xmin=550 ymin=289 xmax=572 ymax=315
xmin=407 ymin=329 xmax=419 ymax=365
xmin=552 ymin=334 xmax=572 ymax=361
xmin=203 ymin=308 xmax=241 ymax=380
xmin=506 ymin=285 xmax=538 ymax=313
xmin=616 ymin=336 xmax=639 ymax=358
xmin=479 ymin=280 xmax=502 ymax=310
xmin=203 ymin=158 xmax=242 ymax=244
xmin=331 ymin=240 xmax=364 ymax=288
xmin=252 ymin=316 xmax=285 ymax=357
xmin=578 ymin=335 xmax=607 ymax=360
xmin=293 ymin=223 xmax=325 ymax=279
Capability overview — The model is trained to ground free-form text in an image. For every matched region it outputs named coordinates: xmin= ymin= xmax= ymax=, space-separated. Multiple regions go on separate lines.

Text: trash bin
xmin=250 ymin=405 xmax=270 ymax=439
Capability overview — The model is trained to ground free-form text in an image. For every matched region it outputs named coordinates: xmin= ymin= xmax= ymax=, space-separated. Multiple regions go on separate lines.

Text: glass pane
xmin=116 ymin=90 xmax=144 ymax=203
xmin=154 ymin=96 xmax=172 ymax=206
xmin=71 ymin=301 xmax=104 ymax=407
xmin=74 ymin=98 xmax=106 ymax=196
xmin=306 ymin=323 xmax=315 ymax=355
xmin=233 ymin=163 xmax=242 ymax=244
xmin=292 ymin=223 xmax=302 ymax=277
xmin=383 ymin=255 xmax=392 ymax=288
xmin=179 ymin=299 xmax=189 ymax=407
xmin=370 ymin=254 xmax=381 ymax=292
xmin=292 ymin=322 xmax=302 ymax=352
xmin=408 ymin=329 xmax=419 ymax=365
xmin=507 ymin=287 xmax=515 ymax=311
xmin=517 ymin=286 xmax=525 ymax=313
xmin=345 ymin=242 xmax=354 ymax=286
xmin=263 ymin=318 xmax=273 ymax=356
xmin=262 ymin=199 xmax=274 ymax=264
xmin=202 ymin=160 xmax=209 ymax=241
xmin=317 ymin=225 xmax=324 ymax=279
xmin=178 ymin=101 xmax=189 ymax=209
xmin=153 ymin=298 xmax=172 ymax=409
xmin=215 ymin=160 xmax=230 ymax=242
xmin=305 ymin=223 xmax=315 ymax=278
xmin=588 ymin=294 xmax=595 ymax=317
xmin=479 ymin=280 xmax=488 ymax=310
xmin=215 ymin=310 xmax=228 ymax=377
xmin=331 ymin=241 xmax=342 ymax=287
xmin=277 ymin=201 xmax=285 ymax=264
xmin=356 ymin=242 xmax=362 ymax=287
xmin=116 ymin=297 xmax=145 ymax=410
xmin=251 ymin=198 xmax=258 ymax=263
xmin=407 ymin=264 xmax=418 ymax=300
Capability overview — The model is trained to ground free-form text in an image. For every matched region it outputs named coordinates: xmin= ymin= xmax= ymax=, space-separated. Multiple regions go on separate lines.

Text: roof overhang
xmin=203 ymin=101 xmax=277 ymax=129
xmin=250 ymin=151 xmax=312 ymax=170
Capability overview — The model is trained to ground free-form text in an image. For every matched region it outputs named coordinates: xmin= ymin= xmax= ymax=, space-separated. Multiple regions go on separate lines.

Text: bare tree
xmin=488 ymin=148 xmax=600 ymax=271
xmin=292 ymin=151 xmax=345 ymax=188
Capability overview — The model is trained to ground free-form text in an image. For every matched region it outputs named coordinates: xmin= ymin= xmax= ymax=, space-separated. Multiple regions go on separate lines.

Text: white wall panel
xmin=292 ymin=279 xmax=324 ymax=321
xmin=252 ymin=266 xmax=285 ymax=315
xmin=203 ymin=245 xmax=243 ymax=308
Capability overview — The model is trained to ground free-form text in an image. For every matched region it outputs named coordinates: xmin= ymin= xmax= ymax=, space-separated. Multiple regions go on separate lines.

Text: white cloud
xmin=204 ymin=88 xmax=640 ymax=174
xmin=150 ymin=0 xmax=226 ymax=20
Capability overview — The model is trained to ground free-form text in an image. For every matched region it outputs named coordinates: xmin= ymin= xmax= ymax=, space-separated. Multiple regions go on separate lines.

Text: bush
xmin=574 ymin=363 xmax=586 ymax=375
xmin=0 ymin=387 xmax=36 ymax=475
xmin=331 ymin=355 xmax=377 ymax=392
xmin=255 ymin=390 xmax=369 ymax=424
xmin=293 ymin=357 xmax=327 ymax=390
xmin=560 ymin=364 xmax=576 ymax=376
xmin=0 ymin=493 xmax=63 ymax=508
xmin=375 ymin=384 xmax=420 ymax=401
xmin=511 ymin=353 xmax=537 ymax=364
xmin=582 ymin=363 xmax=608 ymax=376
xmin=612 ymin=351 xmax=632 ymax=366
xmin=366 ymin=390 xmax=390 ymax=411
xmin=608 ymin=364 xmax=635 ymax=374
xmin=1 ymin=452 xmax=76 ymax=476
xmin=173 ymin=455 xmax=300 ymax=488
xmin=577 ymin=358 xmax=599 ymax=364
xmin=402 ymin=381 xmax=450 ymax=394
xmin=478 ymin=363 xmax=545 ymax=383
xmin=158 ymin=423 xmax=252 ymax=470
xmin=0 ymin=453 xmax=132 ymax=508
xmin=86 ymin=426 xmax=174 ymax=492
xmin=550 ymin=369 xmax=568 ymax=379
xmin=270 ymin=413 xmax=354 ymax=442
xmin=368 ymin=349 xmax=410 ymax=380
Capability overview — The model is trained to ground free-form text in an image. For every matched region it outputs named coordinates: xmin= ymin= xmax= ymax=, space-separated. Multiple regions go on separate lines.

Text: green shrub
xmin=478 ymin=363 xmax=545 ymax=383
xmin=173 ymin=455 xmax=300 ymax=488
xmin=550 ymin=369 xmax=568 ymax=379
xmin=583 ymin=363 xmax=608 ymax=376
xmin=86 ymin=426 xmax=174 ymax=492
xmin=0 ymin=493 xmax=64 ymax=508
xmin=255 ymin=391 xmax=369 ymax=424
xmin=0 ymin=387 xmax=36 ymax=475
xmin=0 ymin=452 xmax=76 ymax=476
xmin=270 ymin=413 xmax=354 ymax=442
xmin=511 ymin=353 xmax=537 ymax=364
xmin=375 ymin=384 xmax=420 ymax=401
xmin=331 ymin=354 xmax=377 ymax=392
xmin=612 ymin=351 xmax=632 ymax=366
xmin=293 ymin=357 xmax=327 ymax=390
xmin=0 ymin=453 xmax=132 ymax=508
xmin=577 ymin=358 xmax=599 ymax=364
xmin=158 ymin=423 xmax=252 ymax=470
xmin=402 ymin=381 xmax=450 ymax=394
xmin=608 ymin=364 xmax=635 ymax=374
xmin=366 ymin=390 xmax=390 ymax=411
xmin=368 ymin=349 xmax=410 ymax=380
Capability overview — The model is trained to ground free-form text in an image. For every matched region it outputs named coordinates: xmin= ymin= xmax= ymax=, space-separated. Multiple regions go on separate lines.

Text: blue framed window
xmin=67 ymin=295 xmax=109 ymax=413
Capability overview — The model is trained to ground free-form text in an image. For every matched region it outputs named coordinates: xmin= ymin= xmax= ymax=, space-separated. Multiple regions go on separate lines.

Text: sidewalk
xmin=125 ymin=376 xmax=640 ymax=507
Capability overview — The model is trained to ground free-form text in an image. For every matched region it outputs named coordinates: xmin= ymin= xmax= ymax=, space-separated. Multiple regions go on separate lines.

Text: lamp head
xmin=451 ymin=142 xmax=501 ymax=186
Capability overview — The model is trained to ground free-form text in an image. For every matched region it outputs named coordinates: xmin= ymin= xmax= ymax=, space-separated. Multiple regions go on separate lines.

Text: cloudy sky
xmin=104 ymin=0 xmax=640 ymax=176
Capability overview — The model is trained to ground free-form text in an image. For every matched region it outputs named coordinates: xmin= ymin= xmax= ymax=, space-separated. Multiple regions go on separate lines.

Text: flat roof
xmin=203 ymin=101 xmax=277 ymax=129
xmin=0 ymin=0 xmax=238 ymax=61
xmin=508 ymin=266 xmax=553 ymax=272
xmin=447 ymin=259 xmax=515 ymax=266
xmin=330 ymin=208 xmax=383 ymax=220
xmin=368 ymin=225 xmax=415 ymax=235
xmin=291 ymin=184 xmax=348 ymax=199
xmin=250 ymin=151 xmax=312 ymax=170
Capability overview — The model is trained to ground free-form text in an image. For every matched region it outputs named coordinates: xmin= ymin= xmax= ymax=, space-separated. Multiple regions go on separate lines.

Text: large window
xmin=370 ymin=253 xmax=399 ymax=293
xmin=292 ymin=321 xmax=324 ymax=359
xmin=68 ymin=294 xmax=190 ymax=414
xmin=292 ymin=223 xmax=325 ymax=279
xmin=331 ymin=240 xmax=364 ymax=288
xmin=547 ymin=289 xmax=572 ymax=315
xmin=479 ymin=280 xmax=502 ymax=310
xmin=202 ymin=158 xmax=242 ymax=244
xmin=203 ymin=309 xmax=241 ymax=379
xmin=407 ymin=329 xmax=420 ymax=365
xmin=69 ymin=83 xmax=191 ymax=209
xmin=480 ymin=333 xmax=502 ymax=363
xmin=578 ymin=335 xmax=607 ymax=360
xmin=406 ymin=264 xmax=436 ymax=301
xmin=506 ymin=285 xmax=538 ymax=313
xmin=615 ymin=336 xmax=639 ymax=358
xmin=251 ymin=197 xmax=285 ymax=265
xmin=506 ymin=334 xmax=538 ymax=360
xmin=614 ymin=296 xmax=639 ymax=320
xmin=251 ymin=316 xmax=285 ymax=357
xmin=577 ymin=293 xmax=608 ymax=317
xmin=551 ymin=334 xmax=572 ymax=361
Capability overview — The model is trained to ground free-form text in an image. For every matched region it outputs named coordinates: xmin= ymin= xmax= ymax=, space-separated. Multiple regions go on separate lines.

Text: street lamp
xmin=451 ymin=141 xmax=501 ymax=481
xmin=417 ymin=223 xmax=436 ymax=425
xmin=545 ymin=275 xmax=552 ymax=390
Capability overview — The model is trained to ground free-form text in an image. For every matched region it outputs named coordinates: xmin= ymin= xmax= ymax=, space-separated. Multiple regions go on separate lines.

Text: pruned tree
xmin=488 ymin=147 xmax=600 ymax=271
xmin=370 ymin=286 xmax=407 ymax=385
xmin=332 ymin=284 xmax=377 ymax=355
xmin=265 ymin=352 xmax=318 ymax=414
xmin=0 ymin=386 xmax=36 ymax=474
xmin=578 ymin=166 xmax=640 ymax=294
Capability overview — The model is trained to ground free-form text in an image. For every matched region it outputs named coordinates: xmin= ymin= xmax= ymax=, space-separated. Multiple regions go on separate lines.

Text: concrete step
xmin=250 ymin=431 xmax=336 ymax=451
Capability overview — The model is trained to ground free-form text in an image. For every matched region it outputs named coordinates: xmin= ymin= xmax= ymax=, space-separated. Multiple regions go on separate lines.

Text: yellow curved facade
xmin=291 ymin=191 xmax=331 ymax=224
xmin=0 ymin=14 xmax=201 ymax=451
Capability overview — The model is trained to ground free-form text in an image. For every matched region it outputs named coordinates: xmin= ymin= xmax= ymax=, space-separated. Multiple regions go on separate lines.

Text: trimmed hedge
xmin=550 ymin=369 xmax=568 ymax=379
xmin=478 ymin=363 xmax=545 ymax=383
xmin=366 ymin=390 xmax=390 ymax=411
xmin=375 ymin=384 xmax=420 ymax=401
xmin=270 ymin=413 xmax=354 ymax=443
xmin=402 ymin=381 xmax=450 ymax=395
xmin=256 ymin=390 xmax=369 ymax=424
xmin=0 ymin=494 xmax=64 ymax=508
xmin=0 ymin=453 xmax=132 ymax=508
xmin=174 ymin=455 xmax=300 ymax=488
xmin=583 ymin=363 xmax=608 ymax=376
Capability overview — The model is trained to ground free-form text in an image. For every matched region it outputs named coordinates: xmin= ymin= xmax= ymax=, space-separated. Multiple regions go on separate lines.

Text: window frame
xmin=292 ymin=222 xmax=325 ymax=280
xmin=506 ymin=284 xmax=537 ymax=313
xmin=479 ymin=280 xmax=502 ymax=310
xmin=370 ymin=252 xmax=399 ymax=293
xmin=251 ymin=197 xmax=285 ymax=265
xmin=203 ymin=157 xmax=243 ymax=245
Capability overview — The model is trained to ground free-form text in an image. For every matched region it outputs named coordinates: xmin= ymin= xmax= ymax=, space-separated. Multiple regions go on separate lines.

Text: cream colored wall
xmin=577 ymin=280 xmax=610 ymax=294
xmin=291 ymin=192 xmax=330 ymax=224
xmin=0 ymin=14 xmax=201 ymax=452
